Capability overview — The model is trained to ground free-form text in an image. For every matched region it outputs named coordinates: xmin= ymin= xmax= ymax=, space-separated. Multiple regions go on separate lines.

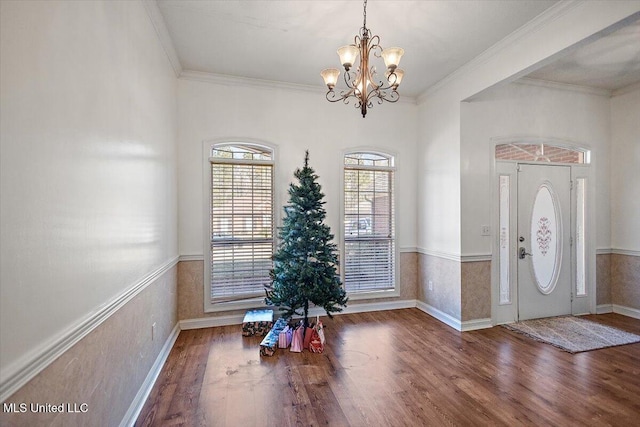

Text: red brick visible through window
xmin=495 ymin=144 xmax=584 ymax=163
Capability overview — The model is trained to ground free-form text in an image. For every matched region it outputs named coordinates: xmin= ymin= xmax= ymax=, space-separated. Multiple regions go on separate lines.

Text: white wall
xmin=177 ymin=77 xmax=418 ymax=259
xmin=460 ymin=82 xmax=612 ymax=255
xmin=416 ymin=94 xmax=461 ymax=256
xmin=0 ymin=0 xmax=178 ymax=380
xmin=610 ymin=87 xmax=640 ymax=251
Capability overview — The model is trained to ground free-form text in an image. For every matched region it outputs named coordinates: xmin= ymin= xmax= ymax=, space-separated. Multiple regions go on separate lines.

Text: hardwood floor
xmin=136 ymin=310 xmax=640 ymax=426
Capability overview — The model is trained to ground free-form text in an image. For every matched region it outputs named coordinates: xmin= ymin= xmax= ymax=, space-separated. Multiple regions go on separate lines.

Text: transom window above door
xmin=495 ymin=143 xmax=590 ymax=164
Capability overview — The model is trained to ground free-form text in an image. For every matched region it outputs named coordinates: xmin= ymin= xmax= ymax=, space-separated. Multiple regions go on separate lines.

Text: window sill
xmin=347 ymin=288 xmax=400 ymax=301
xmin=204 ymin=297 xmax=268 ymax=313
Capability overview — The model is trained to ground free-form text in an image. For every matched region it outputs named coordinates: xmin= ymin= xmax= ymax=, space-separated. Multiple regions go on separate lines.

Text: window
xmin=495 ymin=143 xmax=589 ymax=164
xmin=499 ymin=175 xmax=511 ymax=304
xmin=343 ymin=151 xmax=396 ymax=293
xmin=207 ymin=143 xmax=274 ymax=305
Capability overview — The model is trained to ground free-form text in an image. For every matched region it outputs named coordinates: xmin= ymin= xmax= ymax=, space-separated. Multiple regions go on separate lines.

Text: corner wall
xmin=0 ymin=0 xmax=179 ymax=423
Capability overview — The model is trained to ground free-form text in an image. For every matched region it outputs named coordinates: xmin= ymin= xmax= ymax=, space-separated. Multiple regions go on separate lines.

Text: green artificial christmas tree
xmin=265 ymin=151 xmax=348 ymax=326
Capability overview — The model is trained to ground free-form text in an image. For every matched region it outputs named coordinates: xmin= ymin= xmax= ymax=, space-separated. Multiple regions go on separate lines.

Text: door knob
xmin=518 ymin=247 xmax=532 ymax=259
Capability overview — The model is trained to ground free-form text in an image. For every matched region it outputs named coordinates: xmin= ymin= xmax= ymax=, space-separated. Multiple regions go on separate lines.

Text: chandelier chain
xmin=363 ymin=0 xmax=367 ymax=29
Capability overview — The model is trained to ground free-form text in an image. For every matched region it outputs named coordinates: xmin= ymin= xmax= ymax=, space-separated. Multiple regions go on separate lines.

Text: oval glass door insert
xmin=530 ymin=183 xmax=562 ymax=294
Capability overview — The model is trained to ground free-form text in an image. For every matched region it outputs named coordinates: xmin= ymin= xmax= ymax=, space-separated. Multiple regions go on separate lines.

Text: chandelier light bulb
xmin=337 ymin=45 xmax=360 ymax=71
xmin=381 ymin=47 xmax=404 ymax=71
xmin=321 ymin=68 xmax=341 ymax=89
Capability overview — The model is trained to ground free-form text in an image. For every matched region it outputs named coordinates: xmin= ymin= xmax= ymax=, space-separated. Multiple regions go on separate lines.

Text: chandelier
xmin=321 ymin=0 xmax=404 ymax=118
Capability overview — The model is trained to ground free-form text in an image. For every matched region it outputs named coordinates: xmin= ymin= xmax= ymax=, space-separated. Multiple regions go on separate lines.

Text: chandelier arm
xmin=371 ymin=89 xmax=400 ymax=103
xmin=369 ymin=35 xmax=381 ymax=57
xmin=367 ymin=67 xmax=384 ymax=91
xmin=343 ymin=69 xmax=358 ymax=89
xmin=325 ymin=91 xmax=346 ymax=103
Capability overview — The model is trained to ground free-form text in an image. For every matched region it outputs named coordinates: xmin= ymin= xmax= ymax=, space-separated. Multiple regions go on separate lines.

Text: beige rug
xmin=502 ymin=316 xmax=640 ymax=353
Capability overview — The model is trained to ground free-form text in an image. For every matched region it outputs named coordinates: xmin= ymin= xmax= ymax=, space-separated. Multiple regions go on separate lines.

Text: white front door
xmin=517 ymin=164 xmax=571 ymax=321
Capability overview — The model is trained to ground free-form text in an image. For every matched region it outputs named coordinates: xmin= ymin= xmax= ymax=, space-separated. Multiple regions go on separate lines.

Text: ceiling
xmin=156 ymin=0 xmax=559 ymax=98
xmin=524 ymin=17 xmax=640 ymax=92
xmin=156 ymin=1 xmax=640 ymax=98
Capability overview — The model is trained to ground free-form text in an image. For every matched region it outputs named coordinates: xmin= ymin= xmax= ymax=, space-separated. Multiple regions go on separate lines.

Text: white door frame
xmin=490 ymin=137 xmax=596 ymax=325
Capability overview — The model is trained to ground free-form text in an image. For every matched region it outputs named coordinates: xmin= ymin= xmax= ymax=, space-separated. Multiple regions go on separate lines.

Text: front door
xmin=517 ymin=164 xmax=571 ymax=321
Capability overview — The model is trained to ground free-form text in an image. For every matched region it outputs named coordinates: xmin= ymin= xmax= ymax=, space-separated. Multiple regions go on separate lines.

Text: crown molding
xmin=515 ymin=77 xmax=611 ymax=97
xmin=612 ymin=80 xmax=640 ymax=97
xmin=180 ymin=70 xmax=418 ymax=104
xmin=417 ymin=0 xmax=583 ymax=103
xmin=180 ymin=70 xmax=325 ymax=94
xmin=141 ymin=0 xmax=183 ymax=77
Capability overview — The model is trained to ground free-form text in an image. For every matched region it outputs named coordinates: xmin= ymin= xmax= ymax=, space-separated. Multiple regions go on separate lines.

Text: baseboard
xmin=120 ymin=323 xmax=180 ymax=427
xmin=415 ymin=301 xmax=462 ymax=331
xmin=0 ymin=256 xmax=179 ymax=403
xmin=461 ymin=318 xmax=493 ymax=331
xmin=180 ymin=313 xmax=245 ymax=330
xmin=180 ymin=300 xmax=418 ymax=330
xmin=612 ymin=304 xmax=640 ymax=320
xmin=596 ymin=304 xmax=613 ymax=314
xmin=337 ymin=299 xmax=417 ymax=315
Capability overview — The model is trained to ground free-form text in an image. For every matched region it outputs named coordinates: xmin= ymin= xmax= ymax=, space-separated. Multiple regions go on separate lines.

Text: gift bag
xmin=303 ymin=323 xmax=315 ymax=350
xmin=309 ymin=328 xmax=324 ymax=353
xmin=290 ymin=325 xmax=304 ymax=353
xmin=278 ymin=325 xmax=292 ymax=349
xmin=315 ymin=316 xmax=326 ymax=345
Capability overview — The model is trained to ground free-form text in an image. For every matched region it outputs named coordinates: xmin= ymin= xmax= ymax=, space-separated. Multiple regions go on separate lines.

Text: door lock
xmin=518 ymin=247 xmax=532 ymax=259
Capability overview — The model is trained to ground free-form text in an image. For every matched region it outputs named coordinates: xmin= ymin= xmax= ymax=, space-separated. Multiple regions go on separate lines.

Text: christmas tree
xmin=265 ymin=151 xmax=348 ymax=326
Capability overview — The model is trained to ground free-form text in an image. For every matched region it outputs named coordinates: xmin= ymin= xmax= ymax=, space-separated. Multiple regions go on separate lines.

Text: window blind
xmin=210 ymin=161 xmax=274 ymax=301
xmin=344 ymin=162 xmax=395 ymax=292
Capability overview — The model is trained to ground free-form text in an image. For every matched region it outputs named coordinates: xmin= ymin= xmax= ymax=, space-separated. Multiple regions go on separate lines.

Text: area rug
xmin=502 ymin=316 xmax=640 ymax=353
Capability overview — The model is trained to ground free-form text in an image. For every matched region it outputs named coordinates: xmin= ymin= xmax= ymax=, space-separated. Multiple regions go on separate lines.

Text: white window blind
xmin=344 ymin=153 xmax=395 ymax=292
xmin=209 ymin=144 xmax=274 ymax=302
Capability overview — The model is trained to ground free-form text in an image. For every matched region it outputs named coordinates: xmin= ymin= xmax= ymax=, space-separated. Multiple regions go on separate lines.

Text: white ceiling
xmin=156 ymin=0 xmax=559 ymax=98
xmin=525 ymin=17 xmax=640 ymax=92
xmin=156 ymin=1 xmax=640 ymax=97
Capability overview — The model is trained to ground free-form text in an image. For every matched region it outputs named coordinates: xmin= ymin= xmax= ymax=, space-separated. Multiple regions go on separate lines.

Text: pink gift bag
xmin=290 ymin=325 xmax=304 ymax=353
xmin=278 ymin=325 xmax=292 ymax=349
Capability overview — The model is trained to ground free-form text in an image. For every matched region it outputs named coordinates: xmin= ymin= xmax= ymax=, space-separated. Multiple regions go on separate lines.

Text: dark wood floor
xmin=136 ymin=310 xmax=640 ymax=426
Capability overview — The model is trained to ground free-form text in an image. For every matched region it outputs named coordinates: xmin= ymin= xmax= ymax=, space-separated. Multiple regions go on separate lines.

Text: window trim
xmin=340 ymin=148 xmax=400 ymax=300
xmin=202 ymin=139 xmax=278 ymax=313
